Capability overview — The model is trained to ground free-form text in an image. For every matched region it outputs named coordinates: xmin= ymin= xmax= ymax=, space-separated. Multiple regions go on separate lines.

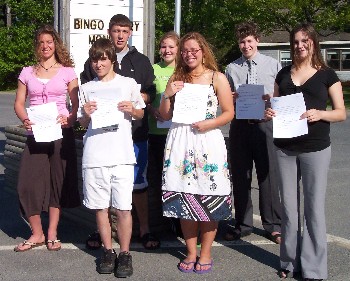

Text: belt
xmin=247 ymin=119 xmax=266 ymax=125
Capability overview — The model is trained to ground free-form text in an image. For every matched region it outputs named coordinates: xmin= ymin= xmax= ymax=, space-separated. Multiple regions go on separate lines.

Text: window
xmin=280 ymin=51 xmax=292 ymax=68
xmin=342 ymin=51 xmax=350 ymax=70
xmin=327 ymin=49 xmax=350 ymax=71
xmin=327 ymin=50 xmax=340 ymax=70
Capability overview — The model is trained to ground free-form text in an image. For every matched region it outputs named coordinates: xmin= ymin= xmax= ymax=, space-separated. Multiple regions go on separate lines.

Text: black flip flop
xmin=140 ymin=233 xmax=160 ymax=250
xmin=265 ymin=232 xmax=281 ymax=244
xmin=85 ymin=231 xmax=102 ymax=250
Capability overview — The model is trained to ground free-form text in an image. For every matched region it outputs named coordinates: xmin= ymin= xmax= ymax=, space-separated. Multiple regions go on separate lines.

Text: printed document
xmin=27 ymin=102 xmax=62 ymax=142
xmin=271 ymin=92 xmax=308 ymax=138
xmin=172 ymin=83 xmax=208 ymax=124
xmin=236 ymin=84 xmax=265 ymax=119
xmin=88 ymin=88 xmax=124 ymax=129
xmin=157 ymin=120 xmax=172 ymax=128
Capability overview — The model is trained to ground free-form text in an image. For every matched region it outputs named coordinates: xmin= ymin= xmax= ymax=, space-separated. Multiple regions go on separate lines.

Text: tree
xmin=0 ymin=0 xmax=53 ymax=89
xmin=155 ymin=0 xmax=244 ymax=68
xmin=225 ymin=0 xmax=350 ymax=35
xmin=155 ymin=0 xmax=350 ymax=67
xmin=1 ymin=0 xmax=349 ymax=89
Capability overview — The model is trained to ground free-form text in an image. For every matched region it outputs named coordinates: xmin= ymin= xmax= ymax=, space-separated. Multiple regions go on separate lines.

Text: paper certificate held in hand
xmin=271 ymin=92 xmax=308 ymax=138
xmin=157 ymin=119 xmax=172 ymax=129
xmin=87 ymin=87 xmax=124 ymax=129
xmin=236 ymin=84 xmax=265 ymax=119
xmin=172 ymin=83 xmax=208 ymax=124
xmin=27 ymin=102 xmax=62 ymax=142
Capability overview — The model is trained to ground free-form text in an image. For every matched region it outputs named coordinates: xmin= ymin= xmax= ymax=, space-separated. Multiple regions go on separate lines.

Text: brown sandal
xmin=14 ymin=240 xmax=45 ymax=252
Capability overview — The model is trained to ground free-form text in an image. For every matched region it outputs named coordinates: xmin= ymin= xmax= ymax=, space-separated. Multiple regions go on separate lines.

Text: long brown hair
xmin=290 ymin=23 xmax=327 ymax=70
xmin=173 ymin=32 xmax=218 ymax=82
xmin=34 ymin=24 xmax=74 ymax=67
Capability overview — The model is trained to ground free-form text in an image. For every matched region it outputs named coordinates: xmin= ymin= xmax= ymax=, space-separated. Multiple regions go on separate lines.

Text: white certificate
xmin=172 ymin=83 xmax=208 ymax=124
xmin=271 ymin=92 xmax=308 ymax=138
xmin=236 ymin=84 xmax=265 ymax=119
xmin=87 ymin=88 xmax=124 ymax=129
xmin=27 ymin=102 xmax=62 ymax=142
xmin=157 ymin=120 xmax=172 ymax=128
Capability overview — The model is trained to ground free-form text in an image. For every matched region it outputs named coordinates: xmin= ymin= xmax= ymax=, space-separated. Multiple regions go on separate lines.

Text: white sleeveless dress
xmin=162 ymin=80 xmax=232 ymax=221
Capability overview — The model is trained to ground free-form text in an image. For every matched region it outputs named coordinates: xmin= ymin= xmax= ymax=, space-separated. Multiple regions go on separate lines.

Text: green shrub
xmin=0 ymin=0 xmax=53 ymax=90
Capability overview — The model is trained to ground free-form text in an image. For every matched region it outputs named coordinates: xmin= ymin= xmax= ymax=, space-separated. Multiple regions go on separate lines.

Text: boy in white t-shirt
xmin=79 ymin=38 xmax=145 ymax=277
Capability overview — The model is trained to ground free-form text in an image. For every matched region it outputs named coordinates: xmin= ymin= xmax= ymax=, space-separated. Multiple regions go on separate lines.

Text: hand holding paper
xmin=87 ymin=88 xmax=124 ymax=129
xmin=270 ymin=92 xmax=308 ymax=138
xmin=235 ymin=84 xmax=265 ymax=119
xmin=172 ymin=83 xmax=208 ymax=124
xmin=27 ymin=102 xmax=63 ymax=142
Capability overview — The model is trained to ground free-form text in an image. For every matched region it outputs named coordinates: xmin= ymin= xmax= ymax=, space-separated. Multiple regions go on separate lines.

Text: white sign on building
xmin=69 ymin=0 xmax=144 ymax=79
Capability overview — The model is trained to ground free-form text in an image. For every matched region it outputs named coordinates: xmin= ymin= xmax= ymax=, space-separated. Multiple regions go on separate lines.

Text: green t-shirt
xmin=149 ymin=62 xmax=175 ymax=135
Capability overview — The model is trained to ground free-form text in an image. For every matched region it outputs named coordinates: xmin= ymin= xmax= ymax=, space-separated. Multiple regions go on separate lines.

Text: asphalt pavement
xmin=0 ymin=92 xmax=349 ymax=281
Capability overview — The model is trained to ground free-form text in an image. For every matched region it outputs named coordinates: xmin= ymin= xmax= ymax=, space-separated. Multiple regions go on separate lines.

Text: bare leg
xmin=96 ymin=208 xmax=112 ymax=250
xmin=178 ymin=219 xmax=198 ymax=270
xmin=132 ymin=191 xmax=149 ymax=236
xmin=133 ymin=191 xmax=159 ymax=248
xmin=15 ymin=214 xmax=45 ymax=251
xmin=48 ymin=207 xmax=60 ymax=239
xmin=47 ymin=207 xmax=62 ymax=250
xmin=196 ymin=221 xmax=218 ymax=271
xmin=115 ymin=209 xmax=132 ymax=253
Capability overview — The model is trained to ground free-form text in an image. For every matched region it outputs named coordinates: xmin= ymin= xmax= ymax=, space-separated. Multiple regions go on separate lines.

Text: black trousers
xmin=229 ymin=119 xmax=281 ymax=233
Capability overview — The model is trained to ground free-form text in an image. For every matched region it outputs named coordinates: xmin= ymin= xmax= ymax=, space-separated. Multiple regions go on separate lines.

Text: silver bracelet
xmin=163 ymin=92 xmax=170 ymax=100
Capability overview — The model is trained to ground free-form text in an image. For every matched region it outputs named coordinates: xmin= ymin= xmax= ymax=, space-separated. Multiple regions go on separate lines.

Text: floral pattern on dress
xmin=205 ymin=90 xmax=218 ymax=120
xmin=161 ymin=81 xmax=232 ymax=221
xmin=162 ymin=149 xmax=228 ymax=192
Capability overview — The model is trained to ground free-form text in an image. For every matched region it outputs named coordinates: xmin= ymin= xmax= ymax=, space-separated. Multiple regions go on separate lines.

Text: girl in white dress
xmin=159 ymin=32 xmax=234 ymax=274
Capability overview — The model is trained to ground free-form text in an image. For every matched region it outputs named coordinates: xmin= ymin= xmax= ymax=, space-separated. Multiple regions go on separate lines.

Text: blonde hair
xmin=34 ymin=24 xmax=74 ymax=67
xmin=159 ymin=31 xmax=180 ymax=49
xmin=173 ymin=32 xmax=218 ymax=82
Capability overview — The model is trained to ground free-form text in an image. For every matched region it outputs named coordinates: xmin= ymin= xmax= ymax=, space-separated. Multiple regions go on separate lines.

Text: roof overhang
xmin=260 ymin=41 xmax=350 ymax=47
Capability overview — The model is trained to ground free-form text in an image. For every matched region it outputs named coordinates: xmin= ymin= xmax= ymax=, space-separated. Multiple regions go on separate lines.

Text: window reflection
xmin=280 ymin=51 xmax=292 ymax=67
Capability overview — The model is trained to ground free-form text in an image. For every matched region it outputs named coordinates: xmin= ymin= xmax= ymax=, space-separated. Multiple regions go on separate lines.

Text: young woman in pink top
xmin=13 ymin=25 xmax=80 ymax=252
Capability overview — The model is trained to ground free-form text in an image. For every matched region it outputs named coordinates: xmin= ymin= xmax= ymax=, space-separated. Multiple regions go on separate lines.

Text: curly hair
xmin=34 ymin=24 xmax=74 ymax=67
xmin=173 ymin=32 xmax=218 ymax=83
xmin=290 ymin=23 xmax=327 ymax=70
xmin=235 ymin=21 xmax=260 ymax=41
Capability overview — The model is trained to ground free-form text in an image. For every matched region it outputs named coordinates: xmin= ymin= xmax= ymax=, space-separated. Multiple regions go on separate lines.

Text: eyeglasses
xmin=181 ymin=49 xmax=202 ymax=56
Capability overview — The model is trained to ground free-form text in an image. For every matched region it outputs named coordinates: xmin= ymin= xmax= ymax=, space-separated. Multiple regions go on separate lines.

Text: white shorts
xmin=82 ymin=165 xmax=134 ymax=210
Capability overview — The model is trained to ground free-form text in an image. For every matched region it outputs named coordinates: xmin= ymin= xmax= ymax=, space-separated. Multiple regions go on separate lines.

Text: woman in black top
xmin=265 ymin=23 xmax=346 ymax=280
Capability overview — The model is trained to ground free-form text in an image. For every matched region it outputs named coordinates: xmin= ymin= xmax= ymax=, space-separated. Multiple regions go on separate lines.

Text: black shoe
xmin=97 ymin=248 xmax=116 ymax=274
xmin=115 ymin=251 xmax=133 ymax=278
xmin=265 ymin=231 xmax=281 ymax=244
xmin=224 ymin=228 xmax=252 ymax=241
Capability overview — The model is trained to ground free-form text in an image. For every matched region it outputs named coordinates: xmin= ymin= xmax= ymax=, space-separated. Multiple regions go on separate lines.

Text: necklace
xmin=190 ymin=69 xmax=207 ymax=78
xmin=39 ymin=61 xmax=57 ymax=72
